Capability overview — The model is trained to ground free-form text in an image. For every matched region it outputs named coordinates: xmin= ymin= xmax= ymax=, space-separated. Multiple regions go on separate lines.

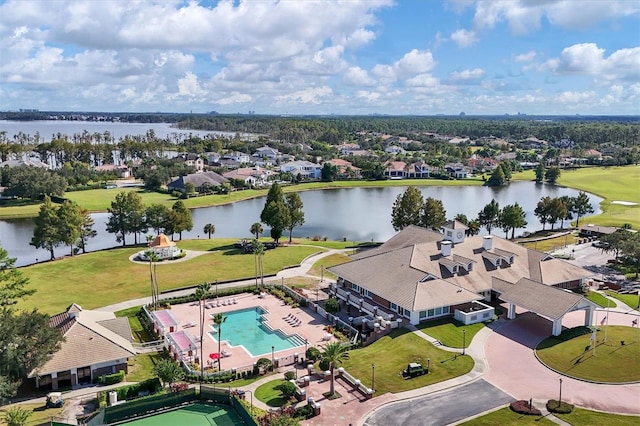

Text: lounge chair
xmin=233 ymin=298 xmax=238 ymax=304
xmin=283 ymin=313 xmax=294 ymax=320
xmin=221 ymin=350 xmax=231 ymax=357
xmin=222 ymin=299 xmax=227 ymax=306
xmin=227 ymin=299 xmax=232 ymax=305
xmin=286 ymin=316 xmax=298 ymax=323
xmin=293 ymin=320 xmax=301 ymax=327
xmin=183 ymin=321 xmax=196 ymax=328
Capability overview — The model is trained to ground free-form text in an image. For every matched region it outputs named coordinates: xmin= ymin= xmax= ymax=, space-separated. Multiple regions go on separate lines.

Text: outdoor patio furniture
xmin=233 ymin=298 xmax=238 ymax=304
xmin=222 ymin=300 xmax=227 ymax=306
xmin=221 ymin=350 xmax=231 ymax=357
xmin=183 ymin=321 xmax=196 ymax=328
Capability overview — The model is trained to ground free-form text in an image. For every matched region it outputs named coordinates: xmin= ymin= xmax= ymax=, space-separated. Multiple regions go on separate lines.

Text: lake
xmin=0 ymin=183 xmax=601 ymax=267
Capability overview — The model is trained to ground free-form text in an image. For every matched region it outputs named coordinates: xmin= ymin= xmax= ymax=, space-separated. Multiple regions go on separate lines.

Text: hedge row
xmin=97 ymin=370 xmax=125 ymax=386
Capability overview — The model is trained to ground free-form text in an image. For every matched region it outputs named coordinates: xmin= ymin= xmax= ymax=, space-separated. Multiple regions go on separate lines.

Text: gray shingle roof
xmin=500 ymin=278 xmax=585 ymax=320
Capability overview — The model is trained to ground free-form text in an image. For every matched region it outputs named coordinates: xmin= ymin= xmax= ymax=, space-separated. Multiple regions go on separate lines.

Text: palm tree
xmin=252 ymin=239 xmax=265 ymax=289
xmin=213 ymin=313 xmax=227 ymax=371
xmin=321 ymin=341 xmax=351 ymax=397
xmin=203 ymin=223 xmax=215 ymax=239
xmin=250 ymin=222 xmax=263 ymax=239
xmin=144 ymin=247 xmax=160 ymax=310
xmin=194 ymin=282 xmax=210 ymax=381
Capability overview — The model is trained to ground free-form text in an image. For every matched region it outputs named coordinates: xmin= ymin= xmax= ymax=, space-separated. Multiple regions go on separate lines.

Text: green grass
xmin=555 ymin=407 xmax=640 ymax=425
xmin=585 ymin=292 xmax=615 ymax=308
xmin=518 ymin=233 xmax=578 ymax=253
xmin=0 ymin=402 xmax=66 ymax=426
xmin=535 ymin=326 xmax=640 ymax=382
xmin=459 ymin=406 xmax=556 ymax=425
xmin=308 ymin=253 xmax=352 ymax=279
xmin=126 ymin=352 xmax=168 ymax=382
xmin=290 ymin=238 xmax=354 ymax=249
xmin=340 ymin=328 xmax=474 ymax=395
xmin=605 ymin=290 xmax=639 ymax=310
xmin=115 ymin=306 xmax=154 ymax=342
xmin=17 ymin=242 xmax=322 ymax=314
xmin=416 ymin=318 xmax=485 ymax=349
xmin=514 ymin=166 xmax=640 ymax=229
xmin=254 ymin=379 xmax=288 ymax=407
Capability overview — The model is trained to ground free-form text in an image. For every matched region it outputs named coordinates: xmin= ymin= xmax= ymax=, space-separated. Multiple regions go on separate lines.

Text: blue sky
xmin=0 ymin=0 xmax=638 ymax=115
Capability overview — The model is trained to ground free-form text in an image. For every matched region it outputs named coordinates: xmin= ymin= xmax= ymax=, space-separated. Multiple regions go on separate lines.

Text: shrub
xmin=256 ymin=358 xmax=273 ymax=373
xmin=306 ymin=347 xmax=321 ymax=362
xmin=547 ymin=400 xmax=574 ymax=414
xmin=275 ymin=381 xmax=297 ymax=400
xmin=318 ymin=359 xmax=330 ymax=371
xmin=509 ymin=400 xmax=541 ymax=416
xmin=98 ymin=370 xmax=125 ymax=385
xmin=296 ymin=404 xmax=314 ymax=419
xmin=324 ymin=298 xmax=340 ymax=313
xmin=284 ymin=371 xmax=296 ymax=381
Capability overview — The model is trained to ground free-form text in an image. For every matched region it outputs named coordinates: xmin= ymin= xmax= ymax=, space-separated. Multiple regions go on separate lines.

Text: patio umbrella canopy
xmin=209 ymin=353 xmax=220 ymax=360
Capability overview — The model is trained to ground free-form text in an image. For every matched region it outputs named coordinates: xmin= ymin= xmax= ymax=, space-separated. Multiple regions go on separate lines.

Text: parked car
xmin=46 ymin=392 xmax=64 ymax=408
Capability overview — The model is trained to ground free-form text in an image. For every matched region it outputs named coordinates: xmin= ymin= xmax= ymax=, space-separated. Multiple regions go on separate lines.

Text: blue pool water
xmin=209 ymin=307 xmax=305 ymax=357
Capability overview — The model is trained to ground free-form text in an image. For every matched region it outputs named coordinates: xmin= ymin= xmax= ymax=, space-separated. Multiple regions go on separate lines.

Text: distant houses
xmin=167 ymin=171 xmax=229 ymax=193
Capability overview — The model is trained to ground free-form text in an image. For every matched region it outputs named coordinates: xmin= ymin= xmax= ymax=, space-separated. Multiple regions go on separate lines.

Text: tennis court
xmin=121 ymin=402 xmax=244 ymax=426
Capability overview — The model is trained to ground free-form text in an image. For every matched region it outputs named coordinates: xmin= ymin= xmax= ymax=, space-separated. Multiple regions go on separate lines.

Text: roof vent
xmin=483 ymin=235 xmax=493 ymax=250
xmin=441 ymin=240 xmax=452 ymax=257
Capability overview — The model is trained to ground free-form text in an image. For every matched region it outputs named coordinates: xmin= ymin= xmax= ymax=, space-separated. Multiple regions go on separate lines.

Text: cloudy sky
xmin=1 ymin=0 xmax=639 ymax=115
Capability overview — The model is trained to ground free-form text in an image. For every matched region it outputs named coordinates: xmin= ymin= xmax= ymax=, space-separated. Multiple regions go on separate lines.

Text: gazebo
xmin=138 ymin=234 xmax=182 ymax=260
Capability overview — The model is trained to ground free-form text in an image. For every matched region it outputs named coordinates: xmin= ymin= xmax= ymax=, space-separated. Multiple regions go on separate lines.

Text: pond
xmin=0 ymin=182 xmax=601 ymax=266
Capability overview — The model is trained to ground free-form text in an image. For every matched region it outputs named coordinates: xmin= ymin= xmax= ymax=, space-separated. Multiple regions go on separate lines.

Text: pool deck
xmin=168 ymin=292 xmax=336 ymax=371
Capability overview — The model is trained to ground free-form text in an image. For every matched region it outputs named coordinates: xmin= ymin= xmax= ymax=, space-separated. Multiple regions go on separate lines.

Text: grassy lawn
xmin=585 ymin=291 xmax=615 ymax=308
xmin=290 ymin=238 xmax=353 ymax=249
xmin=115 ymin=306 xmax=154 ymax=342
xmin=535 ymin=326 xmax=640 ymax=382
xmin=126 ymin=352 xmax=168 ymax=382
xmin=416 ymin=318 xmax=485 ymax=349
xmin=555 ymin=407 xmax=640 ymax=425
xmin=0 ymin=402 xmax=66 ymax=426
xmin=604 ymin=290 xmax=639 ymax=310
xmin=254 ymin=379 xmax=289 ymax=407
xmin=340 ymin=328 xmax=474 ymax=395
xmin=308 ymin=253 xmax=352 ymax=280
xmin=17 ymin=243 xmax=322 ymax=314
xmin=459 ymin=406 xmax=556 ymax=425
xmin=518 ymin=233 xmax=578 ymax=253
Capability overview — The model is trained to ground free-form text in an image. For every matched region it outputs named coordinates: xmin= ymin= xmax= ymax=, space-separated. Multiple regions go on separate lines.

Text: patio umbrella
xmin=209 ymin=352 xmax=219 ymax=360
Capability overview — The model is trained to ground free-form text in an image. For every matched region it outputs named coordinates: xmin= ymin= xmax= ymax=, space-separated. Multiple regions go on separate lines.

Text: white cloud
xmin=371 ymin=49 xmax=436 ymax=83
xmin=343 ymin=66 xmax=376 ymax=86
xmin=449 ymin=68 xmax=485 ymax=82
xmin=275 ymin=86 xmax=333 ymax=104
xmin=217 ymin=92 xmax=252 ymax=105
xmin=355 ymin=90 xmax=381 ymax=102
xmin=450 ymin=29 xmax=478 ymax=48
xmin=555 ymin=90 xmax=596 ymax=104
xmin=514 ymin=50 xmax=536 ymax=62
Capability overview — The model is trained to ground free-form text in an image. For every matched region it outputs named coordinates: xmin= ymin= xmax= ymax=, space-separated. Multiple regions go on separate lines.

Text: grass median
xmin=17 ymin=241 xmax=323 ymax=314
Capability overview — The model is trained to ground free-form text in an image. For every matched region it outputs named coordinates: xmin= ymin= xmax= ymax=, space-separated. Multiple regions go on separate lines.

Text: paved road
xmin=363 ymin=380 xmax=512 ymax=426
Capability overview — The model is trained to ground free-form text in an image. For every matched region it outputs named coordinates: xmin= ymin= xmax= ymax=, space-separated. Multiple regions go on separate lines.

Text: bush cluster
xmin=184 ymin=368 xmax=259 ymax=384
xmin=510 ymin=400 xmax=541 ymax=416
xmin=546 ymin=399 xmax=574 ymax=414
xmin=97 ymin=370 xmax=125 ymax=386
xmin=159 ymin=285 xmax=256 ymax=306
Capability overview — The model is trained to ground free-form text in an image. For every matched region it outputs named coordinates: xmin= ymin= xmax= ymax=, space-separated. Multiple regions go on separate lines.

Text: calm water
xmin=208 ymin=307 xmax=304 ymax=356
xmin=0 ymin=182 xmax=602 ymax=267
xmin=0 ymin=120 xmax=254 ymax=142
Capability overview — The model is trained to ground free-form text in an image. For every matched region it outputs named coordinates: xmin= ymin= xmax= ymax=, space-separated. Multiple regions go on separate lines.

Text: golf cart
xmin=46 ymin=392 xmax=64 ymax=408
xmin=402 ymin=362 xmax=427 ymax=378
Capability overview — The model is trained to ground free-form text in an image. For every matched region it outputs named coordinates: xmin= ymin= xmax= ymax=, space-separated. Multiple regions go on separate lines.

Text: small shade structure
xmin=209 ymin=352 xmax=220 ymax=360
xmin=139 ymin=234 xmax=181 ymax=260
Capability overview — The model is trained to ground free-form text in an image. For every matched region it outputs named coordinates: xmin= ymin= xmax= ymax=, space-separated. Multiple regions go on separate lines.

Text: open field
xmin=17 ymin=242 xmax=322 ymax=314
xmin=416 ymin=318 xmax=485 ymax=349
xmin=513 ymin=166 xmax=640 ymax=229
xmin=535 ymin=326 xmax=640 ymax=382
xmin=340 ymin=328 xmax=474 ymax=395
xmin=459 ymin=406 xmax=556 ymax=425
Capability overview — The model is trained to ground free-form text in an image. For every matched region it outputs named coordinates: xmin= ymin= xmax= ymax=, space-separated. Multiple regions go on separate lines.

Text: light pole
xmin=304 ymin=338 xmax=308 ymax=360
xmin=371 ymin=363 xmax=375 ymax=393
xmin=245 ymin=389 xmax=253 ymax=418
xmin=215 ymin=279 xmax=218 ymax=300
xmin=462 ymin=329 xmax=466 ymax=355
xmin=558 ymin=377 xmax=563 ymax=406
xmin=271 ymin=346 xmax=275 ymax=370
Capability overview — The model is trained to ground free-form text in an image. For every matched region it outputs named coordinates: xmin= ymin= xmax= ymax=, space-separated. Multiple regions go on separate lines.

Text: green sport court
xmin=120 ymin=402 xmax=245 ymax=426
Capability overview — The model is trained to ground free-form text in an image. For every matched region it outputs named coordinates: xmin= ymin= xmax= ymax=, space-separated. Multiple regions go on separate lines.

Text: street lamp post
xmin=371 ymin=363 xmax=375 ymax=393
xmin=558 ymin=377 xmax=563 ymax=406
xmin=304 ymin=338 xmax=308 ymax=361
xmin=245 ymin=390 xmax=253 ymax=418
xmin=271 ymin=346 xmax=275 ymax=369
xmin=462 ymin=329 xmax=466 ymax=355
xmin=215 ymin=279 xmax=218 ymax=300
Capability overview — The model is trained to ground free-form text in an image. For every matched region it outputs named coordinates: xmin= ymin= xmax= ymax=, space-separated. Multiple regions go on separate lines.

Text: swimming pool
xmin=209 ymin=307 xmax=305 ymax=357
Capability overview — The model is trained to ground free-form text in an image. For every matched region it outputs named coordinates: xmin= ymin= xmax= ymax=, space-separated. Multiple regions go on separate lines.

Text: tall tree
xmin=170 ymin=200 xmax=193 ymax=240
xmin=534 ymin=163 xmax=545 ymax=183
xmin=545 ymin=166 xmax=561 ymax=184
xmin=30 ymin=195 xmax=61 ymax=260
xmin=152 ymin=358 xmax=184 ymax=389
xmin=253 ymin=239 xmax=265 ymax=288
xmin=421 ymin=197 xmax=447 ymax=230
xmin=466 ymin=219 xmax=481 ymax=236
xmin=0 ymin=247 xmax=34 ymax=307
xmin=548 ymin=197 xmax=568 ymax=230
xmin=320 ymin=162 xmax=338 ymax=182
xmin=391 ymin=186 xmax=424 ymax=231
xmin=285 ymin=193 xmax=305 ymax=243
xmin=486 ymin=165 xmax=506 ymax=186
xmin=571 ymin=191 xmax=594 ymax=228
xmin=106 ymin=191 xmax=145 ymax=246
xmin=77 ymin=207 xmax=96 ymax=254
xmin=478 ymin=199 xmax=500 ymax=234
xmin=260 ymin=182 xmax=290 ymax=243
xmin=203 ymin=223 xmax=215 ymax=239
xmin=534 ymin=196 xmax=553 ymax=231
xmin=250 ymin=222 xmax=263 ymax=239
xmin=145 ymin=204 xmax=172 ymax=235
xmin=558 ymin=196 xmax=574 ymax=229
xmin=498 ymin=203 xmax=528 ymax=239
xmin=321 ymin=341 xmax=351 ymax=397
xmin=213 ymin=313 xmax=227 ymax=371
xmin=194 ymin=282 xmax=210 ymax=381
xmin=56 ymin=200 xmax=84 ymax=256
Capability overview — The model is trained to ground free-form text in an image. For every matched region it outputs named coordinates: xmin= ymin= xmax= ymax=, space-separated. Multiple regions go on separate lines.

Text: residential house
xmin=578 ymin=224 xmax=617 ymax=238
xmin=223 ymin=167 xmax=272 ymax=187
xmin=94 ymin=164 xmax=131 ymax=178
xmin=445 ymin=163 xmax=471 ymax=178
xmin=338 ymin=143 xmax=361 ymax=155
xmin=222 ymin=151 xmax=251 ymax=164
xmin=253 ymin=146 xmax=281 ymax=160
xmin=280 ymin=160 xmax=322 ymax=179
xmin=29 ymin=304 xmax=136 ymax=390
xmin=406 ymin=161 xmax=430 ymax=178
xmin=448 ymin=137 xmax=470 ymax=145
xmin=205 ymin=152 xmax=221 ymax=165
xmin=326 ymin=159 xmax=361 ymax=179
xmin=167 ymin=171 xmax=229 ymax=193
xmin=175 ymin=153 xmax=205 ymax=172
xmin=328 ymin=224 xmax=597 ymax=336
xmin=383 ymin=161 xmax=406 ymax=179
xmin=385 ymin=145 xmax=406 ymax=155
xmin=0 ymin=158 xmax=50 ymax=169
xmin=250 ymin=155 xmax=274 ymax=168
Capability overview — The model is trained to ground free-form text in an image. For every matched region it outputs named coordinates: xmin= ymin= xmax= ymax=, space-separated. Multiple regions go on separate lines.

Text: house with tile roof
xmin=28 ymin=304 xmax=136 ymax=390
xmin=328 ymin=224 xmax=597 ymax=336
xmin=167 ymin=171 xmax=229 ymax=193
